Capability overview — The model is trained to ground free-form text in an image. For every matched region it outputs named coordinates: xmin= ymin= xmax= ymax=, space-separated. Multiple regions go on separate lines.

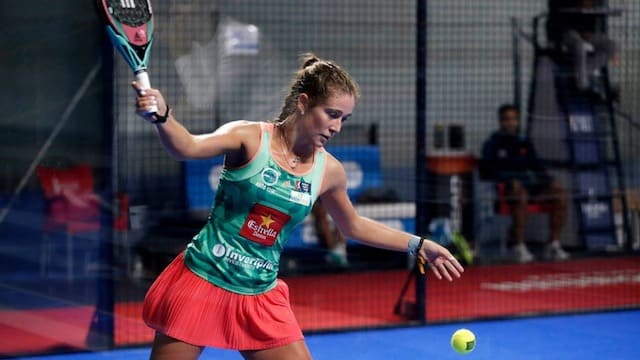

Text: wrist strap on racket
xmin=408 ymin=235 xmax=427 ymax=275
xmin=151 ymin=104 xmax=171 ymax=124
xmin=408 ymin=235 xmax=424 ymax=256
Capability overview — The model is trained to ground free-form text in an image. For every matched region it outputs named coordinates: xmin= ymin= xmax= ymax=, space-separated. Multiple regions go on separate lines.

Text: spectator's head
xmin=497 ymin=104 xmax=520 ymax=135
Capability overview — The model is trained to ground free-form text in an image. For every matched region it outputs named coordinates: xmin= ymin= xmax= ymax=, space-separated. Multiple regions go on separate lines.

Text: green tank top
xmin=184 ymin=122 xmax=327 ymax=295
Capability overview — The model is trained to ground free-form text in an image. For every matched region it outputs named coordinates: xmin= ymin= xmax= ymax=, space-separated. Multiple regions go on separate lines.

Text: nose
xmin=329 ymin=120 xmax=342 ymax=136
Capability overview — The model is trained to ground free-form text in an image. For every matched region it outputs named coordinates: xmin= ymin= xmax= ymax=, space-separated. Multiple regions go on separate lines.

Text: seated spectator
xmin=480 ymin=104 xmax=570 ymax=263
xmin=546 ymin=0 xmax=619 ymax=91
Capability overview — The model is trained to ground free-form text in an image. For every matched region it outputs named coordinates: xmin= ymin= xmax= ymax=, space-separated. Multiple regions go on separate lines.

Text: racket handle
xmin=135 ymin=70 xmax=158 ymax=114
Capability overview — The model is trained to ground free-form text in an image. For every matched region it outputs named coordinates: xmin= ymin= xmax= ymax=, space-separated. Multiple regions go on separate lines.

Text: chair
xmin=473 ymin=176 xmax=552 ymax=259
xmin=36 ymin=163 xmax=102 ymax=280
xmin=113 ymin=192 xmax=136 ymax=275
xmin=494 ymin=182 xmax=552 ymax=215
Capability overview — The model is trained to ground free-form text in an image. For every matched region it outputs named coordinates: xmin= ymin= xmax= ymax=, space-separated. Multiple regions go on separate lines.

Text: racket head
xmin=96 ymin=0 xmax=154 ymax=73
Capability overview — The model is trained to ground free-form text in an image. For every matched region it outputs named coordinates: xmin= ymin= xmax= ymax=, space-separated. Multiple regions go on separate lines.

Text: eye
xmin=326 ymin=109 xmax=342 ymax=119
xmin=341 ymin=115 xmax=352 ymax=123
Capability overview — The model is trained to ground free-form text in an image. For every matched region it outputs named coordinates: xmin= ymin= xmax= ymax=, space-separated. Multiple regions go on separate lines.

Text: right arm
xmin=319 ymin=155 xmax=463 ymax=281
xmin=479 ymin=138 xmax=497 ymax=180
xmin=133 ymin=82 xmax=254 ymax=161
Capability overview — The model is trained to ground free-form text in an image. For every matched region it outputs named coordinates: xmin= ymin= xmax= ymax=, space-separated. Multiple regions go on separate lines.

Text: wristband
xmin=408 ymin=235 xmax=424 ymax=256
xmin=151 ymin=104 xmax=171 ymax=124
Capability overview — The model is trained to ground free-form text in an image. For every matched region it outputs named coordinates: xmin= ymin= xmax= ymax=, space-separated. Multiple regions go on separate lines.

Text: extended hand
xmin=419 ymin=240 xmax=464 ymax=281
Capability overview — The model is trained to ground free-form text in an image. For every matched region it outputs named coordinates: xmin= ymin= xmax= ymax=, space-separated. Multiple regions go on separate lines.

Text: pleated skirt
xmin=142 ymin=252 xmax=304 ymax=350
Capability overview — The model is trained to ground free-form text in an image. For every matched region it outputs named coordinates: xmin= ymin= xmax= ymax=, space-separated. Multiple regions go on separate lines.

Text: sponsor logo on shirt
xmin=519 ymin=147 xmax=527 ymax=156
xmin=261 ymin=167 xmax=279 ymax=186
xmin=239 ymin=203 xmax=291 ymax=246
xmin=289 ymin=190 xmax=311 ymax=206
xmin=281 ymin=179 xmax=312 ymax=205
xmin=295 ymin=179 xmax=311 ymax=194
xmin=211 ymin=243 xmax=276 ymax=270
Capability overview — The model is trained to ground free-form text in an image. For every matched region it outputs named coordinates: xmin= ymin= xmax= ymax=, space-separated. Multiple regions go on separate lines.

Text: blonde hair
xmin=275 ymin=53 xmax=360 ymax=125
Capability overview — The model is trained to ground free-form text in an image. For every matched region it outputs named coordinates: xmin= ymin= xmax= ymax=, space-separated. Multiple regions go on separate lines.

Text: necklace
xmin=282 ymin=144 xmax=301 ymax=169
xmin=279 ymin=128 xmax=302 ymax=169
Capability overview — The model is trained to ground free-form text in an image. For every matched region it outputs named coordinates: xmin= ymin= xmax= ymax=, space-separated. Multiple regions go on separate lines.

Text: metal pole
xmin=602 ymin=69 xmax=633 ymax=251
xmin=415 ymin=0 xmax=428 ymax=324
xmin=86 ymin=26 xmax=115 ymax=351
xmin=511 ymin=17 xmax=522 ymax=112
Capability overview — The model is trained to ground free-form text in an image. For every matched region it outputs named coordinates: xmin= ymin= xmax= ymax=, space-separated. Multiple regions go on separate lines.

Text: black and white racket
xmin=96 ymin=0 xmax=157 ymax=114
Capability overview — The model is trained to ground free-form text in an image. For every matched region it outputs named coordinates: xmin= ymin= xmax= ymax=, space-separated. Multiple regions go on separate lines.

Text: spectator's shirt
xmin=184 ymin=123 xmax=326 ymax=295
xmin=480 ymin=131 xmax=550 ymax=186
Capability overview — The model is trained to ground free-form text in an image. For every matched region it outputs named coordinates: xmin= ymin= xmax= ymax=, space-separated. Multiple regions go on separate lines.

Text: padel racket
xmin=96 ymin=0 xmax=157 ymax=114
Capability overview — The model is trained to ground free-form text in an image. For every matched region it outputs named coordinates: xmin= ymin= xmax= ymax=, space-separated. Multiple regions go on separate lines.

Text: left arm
xmin=526 ymin=140 xmax=551 ymax=184
xmin=318 ymin=156 xmax=464 ymax=281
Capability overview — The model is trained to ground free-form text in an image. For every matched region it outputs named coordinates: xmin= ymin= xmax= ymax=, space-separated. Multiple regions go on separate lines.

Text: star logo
xmin=240 ymin=204 xmax=291 ymax=246
xmin=260 ymin=214 xmax=275 ymax=228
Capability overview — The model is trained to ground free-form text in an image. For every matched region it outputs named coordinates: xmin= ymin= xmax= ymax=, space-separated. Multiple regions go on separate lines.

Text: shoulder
xmin=213 ymin=121 xmax=265 ymax=165
xmin=482 ymin=131 xmax=499 ymax=147
xmin=215 ymin=120 xmax=262 ymax=139
xmin=210 ymin=120 xmax=267 ymax=151
xmin=320 ymin=151 xmax=347 ymax=194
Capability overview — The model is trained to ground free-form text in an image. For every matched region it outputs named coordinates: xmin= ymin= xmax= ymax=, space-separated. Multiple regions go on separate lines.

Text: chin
xmin=316 ymin=137 xmax=329 ymax=147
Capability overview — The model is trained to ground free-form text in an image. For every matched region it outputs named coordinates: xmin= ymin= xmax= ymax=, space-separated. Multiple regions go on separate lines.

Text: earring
xmin=301 ymin=110 xmax=305 ymax=115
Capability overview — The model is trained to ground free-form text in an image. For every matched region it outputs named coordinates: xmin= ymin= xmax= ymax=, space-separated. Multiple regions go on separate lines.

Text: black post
xmin=602 ymin=69 xmax=633 ymax=251
xmin=511 ymin=17 xmax=522 ymax=112
xmin=415 ymin=0 xmax=428 ymax=324
xmin=86 ymin=18 xmax=115 ymax=350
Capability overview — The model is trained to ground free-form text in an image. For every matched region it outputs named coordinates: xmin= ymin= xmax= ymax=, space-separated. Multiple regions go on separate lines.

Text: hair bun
xmin=300 ymin=52 xmax=321 ymax=69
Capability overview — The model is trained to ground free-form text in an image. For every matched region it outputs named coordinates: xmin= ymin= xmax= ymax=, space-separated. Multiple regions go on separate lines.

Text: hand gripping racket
xmin=96 ymin=0 xmax=157 ymax=114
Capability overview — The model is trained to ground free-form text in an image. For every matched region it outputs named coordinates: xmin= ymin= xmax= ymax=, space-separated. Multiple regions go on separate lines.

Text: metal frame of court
xmin=5 ymin=1 xmax=639 ymax=358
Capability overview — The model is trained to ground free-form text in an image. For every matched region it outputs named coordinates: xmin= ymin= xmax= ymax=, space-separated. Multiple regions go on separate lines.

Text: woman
xmin=134 ymin=53 xmax=463 ymax=360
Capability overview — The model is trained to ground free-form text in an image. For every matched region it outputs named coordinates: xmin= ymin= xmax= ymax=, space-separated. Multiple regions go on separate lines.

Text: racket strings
xmin=106 ymin=0 xmax=152 ymax=27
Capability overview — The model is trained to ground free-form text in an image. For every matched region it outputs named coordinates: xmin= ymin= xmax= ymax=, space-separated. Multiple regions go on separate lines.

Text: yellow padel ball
xmin=451 ymin=328 xmax=476 ymax=354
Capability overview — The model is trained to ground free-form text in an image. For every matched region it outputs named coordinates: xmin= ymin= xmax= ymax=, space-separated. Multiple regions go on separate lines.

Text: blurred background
xmin=1 ymin=0 xmax=639 ymax=357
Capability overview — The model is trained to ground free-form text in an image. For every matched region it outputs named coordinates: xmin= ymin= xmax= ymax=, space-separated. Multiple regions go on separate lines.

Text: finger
xmin=443 ymin=261 xmax=462 ymax=279
xmin=451 ymin=257 xmax=465 ymax=273
xmin=131 ymin=81 xmax=153 ymax=96
xmin=438 ymin=263 xmax=453 ymax=282
xmin=131 ymin=81 xmax=146 ymax=96
xmin=429 ymin=264 xmax=442 ymax=280
xmin=444 ymin=255 xmax=464 ymax=273
xmin=136 ymin=95 xmax=157 ymax=107
xmin=140 ymin=97 xmax=157 ymax=107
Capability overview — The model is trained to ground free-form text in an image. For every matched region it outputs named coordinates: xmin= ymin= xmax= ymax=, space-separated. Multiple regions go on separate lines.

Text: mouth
xmin=319 ymin=134 xmax=330 ymax=142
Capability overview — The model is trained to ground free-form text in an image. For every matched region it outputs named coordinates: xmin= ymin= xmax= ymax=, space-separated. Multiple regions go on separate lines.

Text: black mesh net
xmin=111 ymin=0 xmax=418 ymax=345
xmin=1 ymin=0 xmax=639 ymax=357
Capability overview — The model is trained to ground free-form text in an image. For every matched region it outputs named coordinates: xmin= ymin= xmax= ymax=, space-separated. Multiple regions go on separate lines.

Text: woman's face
xmin=298 ymin=92 xmax=355 ymax=148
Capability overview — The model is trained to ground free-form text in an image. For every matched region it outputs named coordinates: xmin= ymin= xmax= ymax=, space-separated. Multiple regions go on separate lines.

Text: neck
xmin=276 ymin=122 xmax=314 ymax=160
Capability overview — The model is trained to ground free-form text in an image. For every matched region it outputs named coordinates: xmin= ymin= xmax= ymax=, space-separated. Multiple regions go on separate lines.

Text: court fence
xmin=0 ymin=0 xmax=639 ymax=357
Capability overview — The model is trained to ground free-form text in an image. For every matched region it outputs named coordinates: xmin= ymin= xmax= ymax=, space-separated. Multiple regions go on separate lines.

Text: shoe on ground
xmin=325 ymin=243 xmax=349 ymax=267
xmin=325 ymin=251 xmax=349 ymax=267
xmin=513 ymin=243 xmax=535 ymax=264
xmin=544 ymin=241 xmax=570 ymax=261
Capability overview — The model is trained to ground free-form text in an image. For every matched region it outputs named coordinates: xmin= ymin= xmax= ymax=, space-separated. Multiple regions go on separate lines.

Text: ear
xmin=297 ymin=93 xmax=310 ymax=113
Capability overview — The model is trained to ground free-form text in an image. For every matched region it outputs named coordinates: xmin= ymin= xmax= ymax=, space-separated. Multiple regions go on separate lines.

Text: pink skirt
xmin=142 ymin=252 xmax=304 ymax=350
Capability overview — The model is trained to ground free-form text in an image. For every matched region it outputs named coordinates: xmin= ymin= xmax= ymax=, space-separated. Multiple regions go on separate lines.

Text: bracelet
xmin=408 ymin=235 xmax=425 ymax=256
xmin=151 ymin=104 xmax=171 ymax=124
